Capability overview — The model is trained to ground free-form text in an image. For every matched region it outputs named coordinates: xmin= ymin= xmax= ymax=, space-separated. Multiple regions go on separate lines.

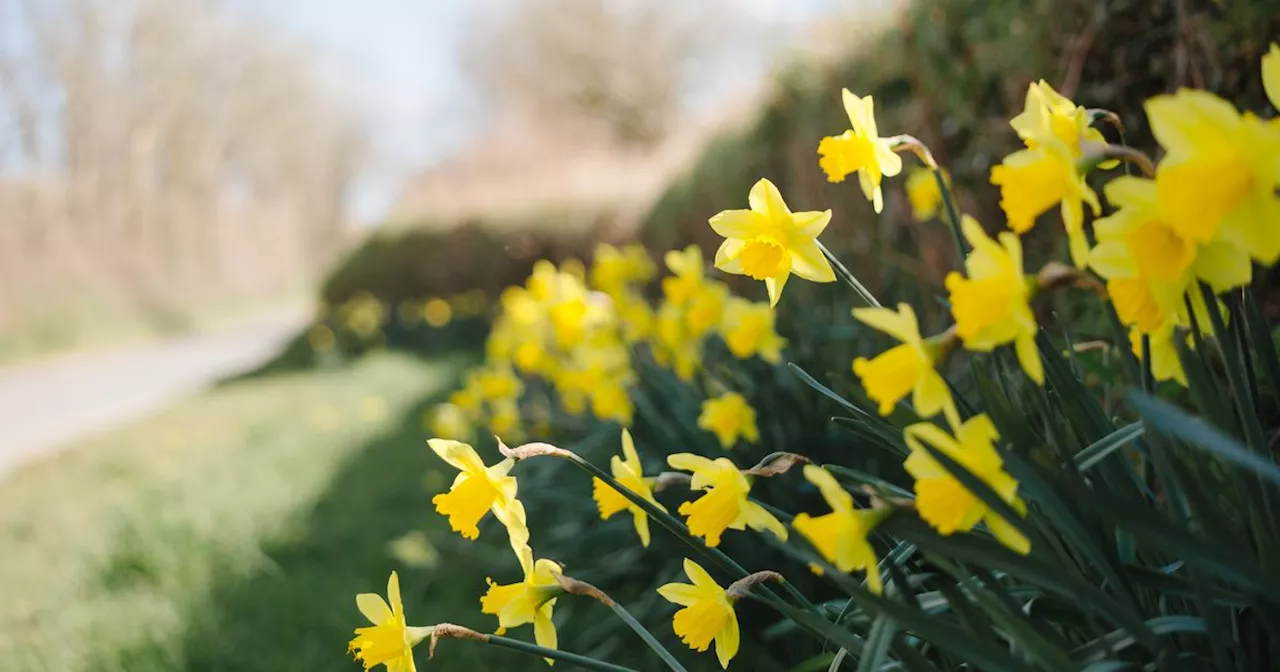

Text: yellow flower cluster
xmin=350 ymin=46 xmax=1279 ymax=672
xmin=428 ymin=241 xmax=787 ymax=442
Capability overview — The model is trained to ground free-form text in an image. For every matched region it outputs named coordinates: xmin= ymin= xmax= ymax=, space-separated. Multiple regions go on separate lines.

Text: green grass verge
xmin=0 ymin=351 xmax=533 ymax=672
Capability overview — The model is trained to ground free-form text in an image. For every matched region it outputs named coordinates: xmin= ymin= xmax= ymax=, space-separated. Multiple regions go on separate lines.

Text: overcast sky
xmin=235 ymin=1 xmax=840 ymax=223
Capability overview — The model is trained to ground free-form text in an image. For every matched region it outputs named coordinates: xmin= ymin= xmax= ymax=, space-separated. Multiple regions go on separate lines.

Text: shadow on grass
xmin=109 ymin=354 xmax=542 ymax=672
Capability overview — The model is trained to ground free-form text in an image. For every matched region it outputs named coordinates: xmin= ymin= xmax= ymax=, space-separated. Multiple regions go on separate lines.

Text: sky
xmin=235 ymin=0 xmax=840 ymax=224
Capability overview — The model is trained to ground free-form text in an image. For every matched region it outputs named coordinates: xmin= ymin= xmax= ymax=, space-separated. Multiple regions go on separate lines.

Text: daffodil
xmin=657 ymin=558 xmax=740 ymax=668
xmin=1010 ymin=80 xmax=1110 ymax=155
xmin=852 ymin=303 xmax=959 ymax=427
xmin=1088 ymin=175 xmax=1251 ymax=333
xmin=590 ymin=243 xmax=634 ymax=296
xmin=989 ymin=138 xmax=1101 ymax=267
xmin=708 ymin=178 xmax=835 ymax=307
xmin=592 ymin=429 xmax=667 ymax=546
xmin=426 ymin=403 xmax=471 ymax=441
xmin=1145 ymin=89 xmax=1280 ymax=263
xmin=1132 ymin=322 xmax=1189 ymax=387
xmin=697 ymin=392 xmax=760 ymax=449
xmin=792 ymin=465 xmax=885 ymax=592
xmin=668 ymin=453 xmax=787 ymax=547
xmin=480 ymin=545 xmax=563 ymax=664
xmin=349 ymin=571 xmax=431 ymax=672
xmin=817 ymin=89 xmax=904 ymax=212
xmin=719 ymin=297 xmax=787 ymax=364
xmin=904 ymin=167 xmax=948 ymax=221
xmin=686 ymin=281 xmax=730 ymax=340
xmin=428 ymin=439 xmax=529 ymax=553
xmin=1264 ymin=43 xmax=1280 ymax=111
xmin=662 ymin=245 xmax=706 ymax=307
xmin=944 ymin=217 xmax=1043 ymax=384
xmin=903 ymin=415 xmax=1030 ymax=554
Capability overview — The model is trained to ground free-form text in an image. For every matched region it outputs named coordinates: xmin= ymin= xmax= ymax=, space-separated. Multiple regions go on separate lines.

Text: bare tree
xmin=0 ymin=0 xmax=364 ymax=331
xmin=462 ymin=0 xmax=724 ymax=147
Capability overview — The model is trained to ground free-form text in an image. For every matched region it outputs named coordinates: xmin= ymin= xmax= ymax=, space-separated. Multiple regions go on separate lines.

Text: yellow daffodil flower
xmin=480 ymin=545 xmax=562 ymax=664
xmin=1132 ymin=322 xmax=1189 ymax=387
xmin=686 ymin=281 xmax=730 ymax=340
xmin=904 ymin=167 xmax=948 ymax=221
xmin=903 ymin=415 xmax=1030 ymax=554
xmin=615 ymin=291 xmax=654 ymax=343
xmin=590 ymin=244 xmax=633 ymax=296
xmin=708 ymin=178 xmax=835 ymax=307
xmin=1145 ymin=89 xmax=1280 ymax=263
xmin=944 ymin=217 xmax=1043 ymax=384
xmin=817 ymin=89 xmax=903 ymax=213
xmin=428 ymin=439 xmax=529 ymax=553
xmin=349 ymin=571 xmax=431 ymax=672
xmin=989 ymin=138 xmax=1101 ymax=267
xmin=1264 ymin=44 xmax=1280 ymax=110
xmin=662 ymin=245 xmax=706 ymax=307
xmin=657 ymin=558 xmax=740 ymax=668
xmin=1088 ymin=175 xmax=1251 ymax=333
xmin=697 ymin=392 xmax=760 ymax=449
xmin=792 ymin=465 xmax=885 ymax=592
xmin=719 ymin=297 xmax=787 ymax=364
xmin=592 ymin=429 xmax=668 ymax=547
xmin=1010 ymin=80 xmax=1110 ymax=155
xmin=852 ymin=303 xmax=959 ymax=427
xmin=667 ymin=453 xmax=786 ymax=547
xmin=488 ymin=398 xmax=523 ymax=442
xmin=425 ymin=403 xmax=471 ymax=441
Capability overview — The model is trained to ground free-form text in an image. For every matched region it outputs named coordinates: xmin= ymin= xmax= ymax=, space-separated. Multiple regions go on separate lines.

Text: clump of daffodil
xmin=1088 ymin=175 xmax=1251 ymax=333
xmin=1145 ymin=88 xmax=1280 ymax=264
xmin=349 ymin=571 xmax=432 ymax=672
xmin=904 ymin=167 xmax=949 ymax=221
xmin=989 ymin=137 xmax=1100 ymax=267
xmin=697 ymin=392 xmax=760 ymax=449
xmin=792 ymin=465 xmax=885 ymax=592
xmin=480 ymin=545 xmax=563 ymax=663
xmin=657 ymin=558 xmax=740 ymax=668
xmin=667 ymin=453 xmax=786 ymax=547
xmin=719 ymin=297 xmax=787 ymax=363
xmin=903 ymin=415 xmax=1030 ymax=554
xmin=428 ymin=439 xmax=529 ymax=553
xmin=944 ymin=216 xmax=1043 ymax=385
xmin=592 ymin=429 xmax=668 ymax=547
xmin=817 ymin=89 xmax=903 ymax=213
xmin=852 ymin=302 xmax=959 ymax=428
xmin=708 ymin=178 xmax=835 ymax=307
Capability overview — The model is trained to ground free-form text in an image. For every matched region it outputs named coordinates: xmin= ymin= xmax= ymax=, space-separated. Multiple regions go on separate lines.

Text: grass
xmin=0 ymin=350 xmax=534 ymax=672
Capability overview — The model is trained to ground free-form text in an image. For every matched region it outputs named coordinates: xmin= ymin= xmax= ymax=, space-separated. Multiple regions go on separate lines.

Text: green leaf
xmin=1126 ymin=390 xmax=1280 ymax=490
xmin=1070 ymin=616 xmax=1206 ymax=664
xmin=881 ymin=516 xmax=1161 ymax=654
xmin=1073 ymin=422 xmax=1144 ymax=472
xmin=854 ymin=614 xmax=896 ymax=672
xmin=788 ymin=362 xmax=873 ymax=419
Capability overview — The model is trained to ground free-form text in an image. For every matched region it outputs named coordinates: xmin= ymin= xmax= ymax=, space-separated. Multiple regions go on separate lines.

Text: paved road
xmin=0 ymin=305 xmax=310 ymax=475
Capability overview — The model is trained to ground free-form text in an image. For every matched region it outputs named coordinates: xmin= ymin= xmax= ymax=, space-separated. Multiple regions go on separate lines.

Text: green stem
xmin=603 ymin=601 xmax=687 ymax=672
xmin=933 ymin=167 xmax=968 ymax=260
xmin=483 ymin=634 xmax=639 ymax=671
xmin=817 ymin=239 xmax=882 ymax=308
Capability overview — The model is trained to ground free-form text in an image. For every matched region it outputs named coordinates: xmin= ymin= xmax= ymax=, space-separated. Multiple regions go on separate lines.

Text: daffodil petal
xmin=357 ymin=593 xmax=393 ymax=625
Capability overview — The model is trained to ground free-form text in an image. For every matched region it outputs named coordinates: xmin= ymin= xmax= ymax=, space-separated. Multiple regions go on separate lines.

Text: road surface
xmin=0 ymin=305 xmax=310 ymax=475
